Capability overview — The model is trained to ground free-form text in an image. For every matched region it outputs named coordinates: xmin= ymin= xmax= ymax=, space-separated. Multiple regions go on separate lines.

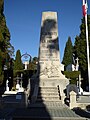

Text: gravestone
xmin=75 ymin=57 xmax=79 ymax=71
xmin=24 ymin=61 xmax=29 ymax=70
xmin=16 ymin=80 xmax=20 ymax=91
xmin=6 ymin=79 xmax=9 ymax=91
xmin=35 ymin=12 xmax=69 ymax=96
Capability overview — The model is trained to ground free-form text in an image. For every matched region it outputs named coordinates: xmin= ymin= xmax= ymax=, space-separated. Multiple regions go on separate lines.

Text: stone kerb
xmin=2 ymin=91 xmax=29 ymax=108
xmin=70 ymin=90 xmax=77 ymax=109
xmin=70 ymin=91 xmax=90 ymax=110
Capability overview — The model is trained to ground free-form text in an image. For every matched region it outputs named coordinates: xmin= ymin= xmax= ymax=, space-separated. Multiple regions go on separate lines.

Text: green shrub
xmin=0 ymin=73 xmax=4 ymax=86
xmin=13 ymin=70 xmax=24 ymax=77
xmin=62 ymin=71 xmax=80 ymax=85
xmin=62 ymin=71 xmax=80 ymax=79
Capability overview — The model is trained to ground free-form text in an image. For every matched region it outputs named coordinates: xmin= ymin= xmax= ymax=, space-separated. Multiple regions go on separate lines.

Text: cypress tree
xmin=14 ymin=50 xmax=23 ymax=70
xmin=0 ymin=51 xmax=3 ymax=84
xmin=73 ymin=15 xmax=90 ymax=90
xmin=0 ymin=0 xmax=14 ymax=85
xmin=62 ymin=37 xmax=73 ymax=69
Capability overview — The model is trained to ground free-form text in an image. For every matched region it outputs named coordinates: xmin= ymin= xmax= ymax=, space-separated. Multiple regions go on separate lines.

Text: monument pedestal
xmin=39 ymin=78 xmax=68 ymax=96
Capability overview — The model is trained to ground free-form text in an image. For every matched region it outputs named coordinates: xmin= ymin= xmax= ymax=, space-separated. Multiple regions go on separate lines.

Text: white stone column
xmin=75 ymin=57 xmax=79 ymax=71
xmin=24 ymin=61 xmax=29 ymax=70
xmin=6 ymin=80 xmax=9 ymax=91
xmin=70 ymin=91 xmax=77 ymax=109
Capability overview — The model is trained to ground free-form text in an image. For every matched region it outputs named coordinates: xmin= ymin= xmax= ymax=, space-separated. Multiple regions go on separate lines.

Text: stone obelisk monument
xmin=31 ymin=12 xmax=69 ymax=102
xmin=37 ymin=11 xmax=69 ymax=94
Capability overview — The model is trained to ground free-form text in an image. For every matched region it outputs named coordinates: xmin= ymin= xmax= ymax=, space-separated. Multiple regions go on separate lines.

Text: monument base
xmin=32 ymin=71 xmax=69 ymax=99
xmin=31 ymin=77 xmax=69 ymax=103
xmin=39 ymin=78 xmax=68 ymax=86
xmin=39 ymin=78 xmax=69 ymax=95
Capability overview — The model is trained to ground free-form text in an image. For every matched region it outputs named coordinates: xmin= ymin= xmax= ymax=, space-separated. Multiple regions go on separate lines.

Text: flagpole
xmin=83 ymin=0 xmax=90 ymax=91
xmin=85 ymin=15 xmax=90 ymax=92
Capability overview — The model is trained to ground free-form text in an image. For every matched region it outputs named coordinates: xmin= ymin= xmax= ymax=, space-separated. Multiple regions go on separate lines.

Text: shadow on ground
xmin=72 ymin=107 xmax=90 ymax=119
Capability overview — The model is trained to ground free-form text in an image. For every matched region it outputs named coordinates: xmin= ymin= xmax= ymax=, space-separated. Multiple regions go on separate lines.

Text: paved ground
xmin=0 ymin=107 xmax=15 ymax=120
xmin=0 ymin=92 xmax=90 ymax=120
xmin=77 ymin=95 xmax=90 ymax=103
xmin=12 ymin=101 xmax=87 ymax=120
xmin=0 ymin=101 xmax=89 ymax=120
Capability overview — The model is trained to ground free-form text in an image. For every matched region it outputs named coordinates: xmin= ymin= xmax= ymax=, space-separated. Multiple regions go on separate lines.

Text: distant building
xmin=66 ymin=64 xmax=75 ymax=71
xmin=66 ymin=57 xmax=79 ymax=72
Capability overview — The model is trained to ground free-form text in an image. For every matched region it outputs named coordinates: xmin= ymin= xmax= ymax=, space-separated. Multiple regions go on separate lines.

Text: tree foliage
xmin=73 ymin=15 xmax=90 ymax=89
xmin=0 ymin=0 xmax=14 ymax=57
xmin=29 ymin=57 xmax=38 ymax=71
xmin=0 ymin=0 xmax=14 ymax=85
xmin=62 ymin=37 xmax=73 ymax=68
xmin=14 ymin=50 xmax=23 ymax=71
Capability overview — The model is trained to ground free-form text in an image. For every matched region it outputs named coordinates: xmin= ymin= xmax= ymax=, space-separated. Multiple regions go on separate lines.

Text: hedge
xmin=62 ymin=71 xmax=80 ymax=84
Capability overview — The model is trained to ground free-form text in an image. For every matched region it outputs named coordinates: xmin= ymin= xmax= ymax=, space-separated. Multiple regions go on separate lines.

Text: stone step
xmin=38 ymin=94 xmax=59 ymax=97
xmin=37 ymin=97 xmax=60 ymax=102
xmin=29 ymin=101 xmax=62 ymax=108
xmin=38 ymin=92 xmax=59 ymax=96
xmin=13 ymin=116 xmax=86 ymax=120
xmin=37 ymin=96 xmax=60 ymax=99
xmin=39 ymin=89 xmax=58 ymax=93
xmin=37 ymin=87 xmax=60 ymax=102
xmin=39 ymin=87 xmax=58 ymax=90
xmin=39 ymin=87 xmax=58 ymax=91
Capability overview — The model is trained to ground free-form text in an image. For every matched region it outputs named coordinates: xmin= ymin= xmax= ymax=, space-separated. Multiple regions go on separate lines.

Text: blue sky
xmin=4 ymin=0 xmax=90 ymax=62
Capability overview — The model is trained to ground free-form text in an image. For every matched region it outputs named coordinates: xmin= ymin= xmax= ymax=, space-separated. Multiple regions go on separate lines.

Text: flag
xmin=82 ymin=0 xmax=87 ymax=16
